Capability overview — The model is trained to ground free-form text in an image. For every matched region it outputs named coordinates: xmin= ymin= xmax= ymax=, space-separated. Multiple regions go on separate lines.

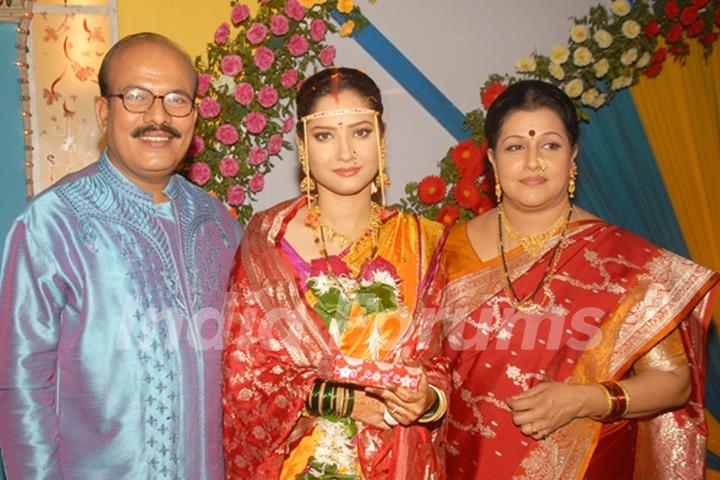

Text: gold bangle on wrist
xmin=590 ymin=383 xmax=612 ymax=421
xmin=419 ymin=384 xmax=447 ymax=424
xmin=616 ymin=381 xmax=631 ymax=417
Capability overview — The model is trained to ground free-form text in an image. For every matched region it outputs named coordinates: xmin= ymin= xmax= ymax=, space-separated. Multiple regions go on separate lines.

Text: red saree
xmin=443 ymin=220 xmax=719 ymax=479
xmin=223 ymin=198 xmax=449 ymax=479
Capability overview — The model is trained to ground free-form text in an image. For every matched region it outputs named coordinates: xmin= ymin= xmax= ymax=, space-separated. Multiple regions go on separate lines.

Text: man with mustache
xmin=0 ymin=33 xmax=242 ymax=479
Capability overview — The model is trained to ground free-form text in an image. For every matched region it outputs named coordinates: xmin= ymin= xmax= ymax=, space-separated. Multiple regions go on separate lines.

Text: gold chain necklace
xmin=499 ymin=203 xmax=571 ymax=259
xmin=497 ymin=205 xmax=573 ymax=313
xmin=310 ymin=202 xmax=382 ymax=249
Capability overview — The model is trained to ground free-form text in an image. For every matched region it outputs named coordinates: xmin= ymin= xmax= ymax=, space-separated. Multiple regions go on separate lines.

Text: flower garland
xmin=400 ymin=0 xmax=720 ymax=226
xmin=186 ymin=0 xmax=370 ymax=224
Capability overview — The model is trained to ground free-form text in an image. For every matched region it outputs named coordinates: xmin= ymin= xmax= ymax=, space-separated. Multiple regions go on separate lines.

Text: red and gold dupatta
xmin=223 ymin=198 xmax=449 ymax=479
xmin=443 ymin=220 xmax=719 ymax=480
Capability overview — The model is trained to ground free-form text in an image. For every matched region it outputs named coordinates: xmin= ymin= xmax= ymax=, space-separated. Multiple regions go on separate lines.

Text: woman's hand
xmin=366 ymin=358 xmax=437 ymax=426
xmin=351 ymin=389 xmax=391 ymax=430
xmin=506 ymin=382 xmax=604 ymax=440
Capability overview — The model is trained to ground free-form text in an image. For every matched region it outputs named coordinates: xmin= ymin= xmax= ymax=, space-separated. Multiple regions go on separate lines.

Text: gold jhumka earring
xmin=495 ymin=177 xmax=502 ymax=203
xmin=299 ymin=138 xmax=317 ymax=224
xmin=568 ymin=166 xmax=577 ymax=199
xmin=374 ymin=132 xmax=390 ymax=209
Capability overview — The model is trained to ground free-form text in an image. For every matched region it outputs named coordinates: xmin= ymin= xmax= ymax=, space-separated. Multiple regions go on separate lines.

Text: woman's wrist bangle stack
xmin=418 ymin=384 xmax=447 ymax=424
xmin=591 ymin=381 xmax=631 ymax=422
xmin=305 ymin=380 xmax=355 ymax=418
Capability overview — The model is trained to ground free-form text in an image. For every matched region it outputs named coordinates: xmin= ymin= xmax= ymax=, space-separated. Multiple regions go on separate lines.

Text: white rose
xmin=611 ymin=75 xmax=632 ymax=91
xmin=573 ymin=46 xmax=593 ymax=67
xmin=592 ymin=93 xmax=607 ymax=108
xmin=515 ymin=56 xmax=537 ymax=73
xmin=564 ymin=78 xmax=584 ymax=98
xmin=611 ymin=0 xmax=632 ymax=17
xmin=621 ymin=20 xmax=641 ymax=39
xmin=636 ymin=52 xmax=651 ymax=68
xmin=593 ymin=29 xmax=613 ymax=49
xmin=549 ymin=62 xmax=565 ymax=81
xmin=593 ymin=58 xmax=610 ymax=78
xmin=581 ymin=88 xmax=599 ymax=106
xmin=550 ymin=44 xmax=570 ymax=64
xmin=620 ymin=48 xmax=638 ymax=66
xmin=570 ymin=24 xmax=589 ymax=43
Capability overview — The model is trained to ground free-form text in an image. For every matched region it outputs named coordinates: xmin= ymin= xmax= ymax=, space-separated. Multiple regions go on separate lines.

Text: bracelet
xmin=615 ymin=381 xmax=631 ymax=417
xmin=589 ymin=383 xmax=613 ymax=421
xmin=591 ymin=381 xmax=630 ymax=422
xmin=345 ymin=386 xmax=355 ymax=417
xmin=305 ymin=380 xmax=323 ymax=416
xmin=418 ymin=385 xmax=447 ymax=424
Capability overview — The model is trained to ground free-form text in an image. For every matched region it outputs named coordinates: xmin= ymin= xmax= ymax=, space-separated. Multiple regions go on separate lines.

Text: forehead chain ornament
xmin=300 ymin=107 xmax=379 ymax=123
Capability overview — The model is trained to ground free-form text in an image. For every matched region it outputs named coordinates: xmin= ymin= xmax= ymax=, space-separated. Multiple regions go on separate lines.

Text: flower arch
xmin=398 ymin=0 xmax=719 ymax=227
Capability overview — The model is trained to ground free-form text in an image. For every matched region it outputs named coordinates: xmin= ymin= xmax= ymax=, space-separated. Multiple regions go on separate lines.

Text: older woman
xmin=222 ymin=67 xmax=449 ymax=479
xmin=443 ymin=80 xmax=719 ymax=479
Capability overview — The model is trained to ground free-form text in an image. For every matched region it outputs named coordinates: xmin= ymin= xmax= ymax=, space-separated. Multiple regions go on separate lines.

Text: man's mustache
xmin=131 ymin=124 xmax=182 ymax=139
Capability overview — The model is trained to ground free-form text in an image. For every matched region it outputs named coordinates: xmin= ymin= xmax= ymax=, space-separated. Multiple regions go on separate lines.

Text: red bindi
xmin=528 ymin=129 xmax=536 ymax=137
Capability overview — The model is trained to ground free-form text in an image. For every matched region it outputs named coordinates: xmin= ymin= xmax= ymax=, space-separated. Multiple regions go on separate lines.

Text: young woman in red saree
xmin=443 ymin=80 xmax=719 ymax=479
xmin=222 ymin=68 xmax=449 ymax=479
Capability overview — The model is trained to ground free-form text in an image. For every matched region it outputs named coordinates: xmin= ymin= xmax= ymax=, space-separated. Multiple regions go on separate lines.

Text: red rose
xmin=644 ymin=63 xmax=663 ymax=78
xmin=418 ymin=176 xmax=447 ymax=205
xmin=454 ymin=179 xmax=481 ymax=209
xmin=664 ymin=0 xmax=680 ymax=20
xmin=715 ymin=10 xmax=720 ymax=28
xmin=481 ymin=82 xmax=507 ymax=111
xmin=691 ymin=0 xmax=708 ymax=7
xmin=671 ymin=44 xmax=685 ymax=56
xmin=475 ymin=194 xmax=494 ymax=215
xmin=680 ymin=6 xmax=699 ymax=26
xmin=651 ymin=47 xmax=667 ymax=64
xmin=437 ymin=205 xmax=460 ymax=227
xmin=687 ymin=19 xmax=705 ymax=37
xmin=666 ymin=23 xmax=683 ymax=43
xmin=645 ymin=19 xmax=661 ymax=38
xmin=451 ymin=140 xmax=486 ymax=180
xmin=309 ymin=256 xmax=351 ymax=277
xmin=700 ymin=31 xmax=719 ymax=44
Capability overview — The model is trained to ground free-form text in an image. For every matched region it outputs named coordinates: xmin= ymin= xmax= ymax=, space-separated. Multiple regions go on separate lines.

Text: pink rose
xmin=197 ymin=73 xmax=212 ymax=97
xmin=270 ymin=14 xmax=290 ymax=36
xmin=244 ymin=112 xmax=267 ymax=134
xmin=246 ymin=22 xmax=267 ymax=45
xmin=310 ymin=256 xmax=350 ymax=277
xmin=187 ymin=135 xmax=205 ymax=157
xmin=221 ymin=55 xmax=243 ymax=76
xmin=284 ymin=0 xmax=306 ymax=21
xmin=319 ymin=45 xmax=335 ymax=66
xmin=280 ymin=68 xmax=298 ymax=88
xmin=257 ymin=85 xmax=279 ymax=108
xmin=310 ymin=19 xmax=326 ymax=42
xmin=248 ymin=146 xmax=269 ymax=166
xmin=253 ymin=46 xmax=275 ymax=72
xmin=216 ymin=124 xmax=239 ymax=145
xmin=227 ymin=185 xmax=246 ymax=206
xmin=214 ymin=22 xmax=230 ymax=44
xmin=234 ymin=82 xmax=254 ymax=106
xmin=188 ymin=162 xmax=211 ymax=186
xmin=231 ymin=4 xmax=250 ymax=25
xmin=282 ymin=115 xmax=295 ymax=133
xmin=360 ymin=257 xmax=399 ymax=283
xmin=287 ymin=34 xmax=309 ymax=57
xmin=267 ymin=134 xmax=283 ymax=154
xmin=248 ymin=172 xmax=265 ymax=193
xmin=219 ymin=155 xmax=239 ymax=177
xmin=198 ymin=97 xmax=221 ymax=119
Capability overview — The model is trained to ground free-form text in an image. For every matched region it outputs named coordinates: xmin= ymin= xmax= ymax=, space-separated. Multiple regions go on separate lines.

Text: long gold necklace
xmin=499 ymin=203 xmax=571 ymax=259
xmin=310 ymin=202 xmax=382 ymax=249
xmin=497 ymin=204 xmax=573 ymax=313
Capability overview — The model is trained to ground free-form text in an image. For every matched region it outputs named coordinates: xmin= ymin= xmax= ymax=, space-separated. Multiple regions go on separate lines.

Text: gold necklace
xmin=310 ymin=202 xmax=382 ymax=249
xmin=497 ymin=205 xmax=573 ymax=313
xmin=499 ymin=203 xmax=571 ymax=258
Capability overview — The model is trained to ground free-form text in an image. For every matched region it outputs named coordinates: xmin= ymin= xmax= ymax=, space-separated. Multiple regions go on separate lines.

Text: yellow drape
xmin=630 ymin=41 xmax=720 ymax=319
xmin=117 ymin=0 xmax=259 ymax=58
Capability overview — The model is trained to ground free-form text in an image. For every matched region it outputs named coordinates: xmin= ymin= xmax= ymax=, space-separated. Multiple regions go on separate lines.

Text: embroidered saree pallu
xmin=223 ymin=198 xmax=449 ymax=479
xmin=443 ymin=220 xmax=719 ymax=480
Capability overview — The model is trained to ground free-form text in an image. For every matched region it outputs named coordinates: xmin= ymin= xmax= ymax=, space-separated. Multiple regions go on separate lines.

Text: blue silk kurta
xmin=0 ymin=154 xmax=242 ymax=479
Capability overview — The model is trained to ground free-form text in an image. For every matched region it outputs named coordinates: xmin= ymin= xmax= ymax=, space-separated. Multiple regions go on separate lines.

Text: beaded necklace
xmin=497 ymin=205 xmax=573 ymax=313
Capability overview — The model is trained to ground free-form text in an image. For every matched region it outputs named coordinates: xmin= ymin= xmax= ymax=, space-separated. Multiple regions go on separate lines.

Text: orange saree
xmin=443 ymin=220 xmax=719 ymax=479
xmin=223 ymin=198 xmax=449 ymax=479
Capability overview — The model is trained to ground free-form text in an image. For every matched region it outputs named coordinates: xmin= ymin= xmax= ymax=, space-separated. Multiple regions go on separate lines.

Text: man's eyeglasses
xmin=105 ymin=87 xmax=195 ymax=118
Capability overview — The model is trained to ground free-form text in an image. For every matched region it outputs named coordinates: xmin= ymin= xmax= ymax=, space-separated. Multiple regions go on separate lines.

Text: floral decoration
xmin=186 ymin=0 xmax=370 ymax=224
xmin=399 ymin=0 xmax=719 ymax=225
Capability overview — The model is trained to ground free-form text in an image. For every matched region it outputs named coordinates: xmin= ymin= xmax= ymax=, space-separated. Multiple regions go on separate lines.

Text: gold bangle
xmin=419 ymin=385 xmax=447 ymax=424
xmin=590 ymin=383 xmax=613 ymax=421
xmin=616 ymin=381 xmax=631 ymax=417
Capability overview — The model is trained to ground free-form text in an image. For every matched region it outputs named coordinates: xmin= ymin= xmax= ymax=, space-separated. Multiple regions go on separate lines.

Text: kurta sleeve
xmin=0 ymin=219 xmax=68 ymax=479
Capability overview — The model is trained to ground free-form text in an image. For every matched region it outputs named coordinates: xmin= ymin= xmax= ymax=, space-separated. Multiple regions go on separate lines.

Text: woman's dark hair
xmin=296 ymin=67 xmax=384 ymax=136
xmin=484 ymin=80 xmax=579 ymax=149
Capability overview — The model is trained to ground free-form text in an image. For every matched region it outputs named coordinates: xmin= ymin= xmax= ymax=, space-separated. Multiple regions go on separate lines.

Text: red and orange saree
xmin=223 ymin=198 xmax=449 ymax=479
xmin=443 ymin=219 xmax=719 ymax=479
